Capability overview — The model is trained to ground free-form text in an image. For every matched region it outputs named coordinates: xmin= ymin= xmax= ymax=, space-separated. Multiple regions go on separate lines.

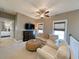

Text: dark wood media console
xmin=23 ymin=30 xmax=35 ymax=41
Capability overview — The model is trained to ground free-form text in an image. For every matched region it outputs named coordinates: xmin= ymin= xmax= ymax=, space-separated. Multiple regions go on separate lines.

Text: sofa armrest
xmin=37 ymin=45 xmax=57 ymax=59
xmin=37 ymin=48 xmax=55 ymax=59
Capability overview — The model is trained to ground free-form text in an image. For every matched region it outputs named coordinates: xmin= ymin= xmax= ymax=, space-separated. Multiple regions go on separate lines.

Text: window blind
xmin=54 ymin=22 xmax=65 ymax=31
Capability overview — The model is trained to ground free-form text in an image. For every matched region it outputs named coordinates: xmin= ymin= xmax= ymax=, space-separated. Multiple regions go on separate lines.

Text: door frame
xmin=53 ymin=19 xmax=68 ymax=40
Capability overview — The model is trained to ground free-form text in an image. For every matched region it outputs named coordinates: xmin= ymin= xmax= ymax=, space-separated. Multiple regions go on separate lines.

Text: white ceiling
xmin=0 ymin=0 xmax=79 ymax=19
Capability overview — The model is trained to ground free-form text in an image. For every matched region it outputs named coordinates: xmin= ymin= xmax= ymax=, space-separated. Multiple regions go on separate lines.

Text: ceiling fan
xmin=35 ymin=8 xmax=50 ymax=18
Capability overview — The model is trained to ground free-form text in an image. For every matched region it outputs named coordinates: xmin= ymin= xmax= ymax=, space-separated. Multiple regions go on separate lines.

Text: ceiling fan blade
xmin=35 ymin=14 xmax=40 ymax=17
xmin=45 ymin=14 xmax=49 ymax=17
xmin=47 ymin=8 xmax=56 ymax=16
xmin=45 ymin=10 xmax=49 ymax=14
xmin=36 ymin=11 xmax=40 ymax=14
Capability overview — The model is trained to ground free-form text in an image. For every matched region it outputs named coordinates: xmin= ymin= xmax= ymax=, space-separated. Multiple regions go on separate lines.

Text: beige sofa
xmin=37 ymin=39 xmax=73 ymax=59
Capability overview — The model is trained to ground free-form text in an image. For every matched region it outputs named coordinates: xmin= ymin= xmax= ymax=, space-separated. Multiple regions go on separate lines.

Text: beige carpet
xmin=0 ymin=42 xmax=38 ymax=59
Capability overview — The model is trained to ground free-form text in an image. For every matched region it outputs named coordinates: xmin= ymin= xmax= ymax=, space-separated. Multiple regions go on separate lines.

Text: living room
xmin=0 ymin=0 xmax=79 ymax=59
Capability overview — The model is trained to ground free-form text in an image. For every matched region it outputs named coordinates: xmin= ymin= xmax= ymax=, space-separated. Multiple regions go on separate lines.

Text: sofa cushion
xmin=46 ymin=39 xmax=58 ymax=49
xmin=55 ymin=44 xmax=70 ymax=59
xmin=37 ymin=45 xmax=57 ymax=59
xmin=49 ymin=35 xmax=58 ymax=41
xmin=37 ymin=33 xmax=49 ymax=39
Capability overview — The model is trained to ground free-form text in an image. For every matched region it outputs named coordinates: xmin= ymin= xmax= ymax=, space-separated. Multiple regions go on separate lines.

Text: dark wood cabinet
xmin=23 ymin=31 xmax=35 ymax=41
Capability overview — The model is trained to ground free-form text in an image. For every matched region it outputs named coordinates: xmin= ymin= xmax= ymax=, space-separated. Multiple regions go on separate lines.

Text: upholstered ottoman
xmin=26 ymin=39 xmax=46 ymax=52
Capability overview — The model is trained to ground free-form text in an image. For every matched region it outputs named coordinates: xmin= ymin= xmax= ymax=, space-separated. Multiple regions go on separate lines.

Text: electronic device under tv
xmin=25 ymin=23 xmax=35 ymax=29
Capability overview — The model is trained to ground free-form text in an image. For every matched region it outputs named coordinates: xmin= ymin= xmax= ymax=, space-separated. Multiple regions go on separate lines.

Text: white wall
xmin=53 ymin=10 xmax=79 ymax=43
xmin=15 ymin=13 xmax=35 ymax=40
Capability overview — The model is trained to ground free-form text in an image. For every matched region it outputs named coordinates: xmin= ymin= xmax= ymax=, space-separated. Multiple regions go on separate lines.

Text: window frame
xmin=53 ymin=20 xmax=68 ymax=40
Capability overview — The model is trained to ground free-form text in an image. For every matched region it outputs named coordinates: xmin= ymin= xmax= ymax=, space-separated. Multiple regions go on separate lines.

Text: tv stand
xmin=23 ymin=30 xmax=35 ymax=41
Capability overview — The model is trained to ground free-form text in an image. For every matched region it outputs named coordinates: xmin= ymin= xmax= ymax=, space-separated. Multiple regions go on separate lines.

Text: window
xmin=53 ymin=20 xmax=67 ymax=40
xmin=54 ymin=31 xmax=65 ymax=40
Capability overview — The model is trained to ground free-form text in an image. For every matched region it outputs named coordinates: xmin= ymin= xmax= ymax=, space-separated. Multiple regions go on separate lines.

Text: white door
xmin=53 ymin=20 xmax=67 ymax=40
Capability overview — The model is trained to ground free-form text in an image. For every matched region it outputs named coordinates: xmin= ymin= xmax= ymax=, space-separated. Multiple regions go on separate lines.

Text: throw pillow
xmin=46 ymin=39 xmax=58 ymax=50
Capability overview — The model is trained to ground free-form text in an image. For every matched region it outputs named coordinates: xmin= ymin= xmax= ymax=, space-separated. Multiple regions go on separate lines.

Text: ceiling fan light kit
xmin=36 ymin=8 xmax=50 ymax=18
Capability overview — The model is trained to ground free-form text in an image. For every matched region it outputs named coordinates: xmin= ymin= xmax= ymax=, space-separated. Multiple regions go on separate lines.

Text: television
xmin=25 ymin=23 xmax=35 ymax=29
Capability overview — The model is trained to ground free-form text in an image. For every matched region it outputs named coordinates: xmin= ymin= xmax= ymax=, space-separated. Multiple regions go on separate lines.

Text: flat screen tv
xmin=25 ymin=23 xmax=35 ymax=29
